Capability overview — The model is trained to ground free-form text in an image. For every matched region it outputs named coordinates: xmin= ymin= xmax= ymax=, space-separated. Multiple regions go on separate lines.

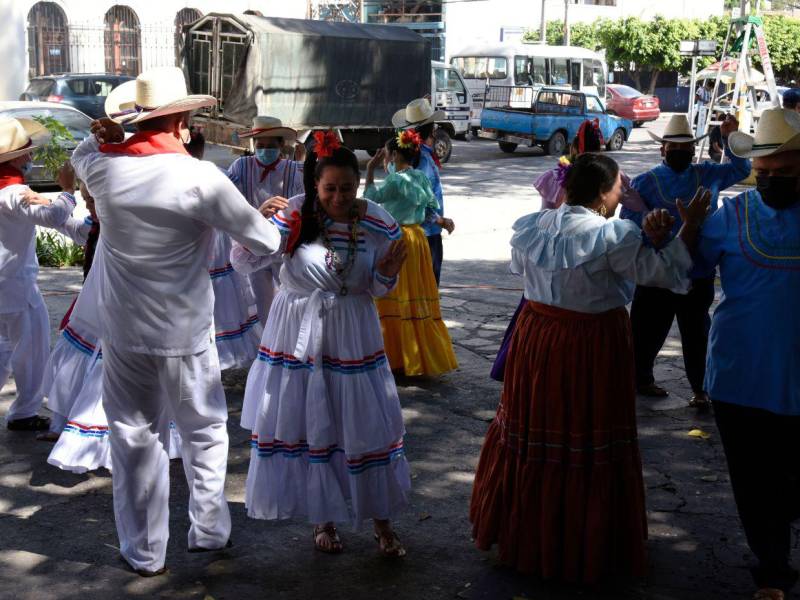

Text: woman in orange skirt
xmin=470 ymin=154 xmax=711 ymax=583
xmin=364 ymin=131 xmax=457 ymax=376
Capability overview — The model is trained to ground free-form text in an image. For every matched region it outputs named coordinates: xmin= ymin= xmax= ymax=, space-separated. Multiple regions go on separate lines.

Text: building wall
xmin=444 ymin=0 xmax=726 ymax=60
xmin=2 ymin=0 xmax=306 ymax=100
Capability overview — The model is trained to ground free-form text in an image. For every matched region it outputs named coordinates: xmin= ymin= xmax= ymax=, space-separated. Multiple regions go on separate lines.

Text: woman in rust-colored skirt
xmin=470 ymin=154 xmax=711 ymax=583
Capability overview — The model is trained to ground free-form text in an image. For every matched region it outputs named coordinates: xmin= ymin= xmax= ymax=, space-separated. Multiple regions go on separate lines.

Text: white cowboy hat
xmin=729 ymin=107 xmax=800 ymax=158
xmin=647 ymin=114 xmax=705 ymax=144
xmin=392 ymin=98 xmax=445 ymax=129
xmin=0 ymin=117 xmax=50 ymax=164
xmin=105 ymin=66 xmax=216 ymax=125
xmin=238 ymin=116 xmax=297 ymax=142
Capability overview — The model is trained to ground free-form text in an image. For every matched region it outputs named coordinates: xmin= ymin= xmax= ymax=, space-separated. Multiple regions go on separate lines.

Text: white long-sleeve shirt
xmin=511 ymin=204 xmax=692 ymax=314
xmin=71 ymin=136 xmax=281 ymax=355
xmin=55 ymin=215 xmax=94 ymax=246
xmin=0 ymin=185 xmax=75 ymax=313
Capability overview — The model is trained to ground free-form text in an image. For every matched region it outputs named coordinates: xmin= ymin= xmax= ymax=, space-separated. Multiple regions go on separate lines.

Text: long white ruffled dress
xmin=237 ymin=197 xmax=411 ymax=526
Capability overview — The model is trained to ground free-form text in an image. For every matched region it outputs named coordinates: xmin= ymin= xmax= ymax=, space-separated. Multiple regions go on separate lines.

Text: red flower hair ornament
xmin=397 ymin=129 xmax=422 ymax=151
xmin=314 ymin=130 xmax=341 ymax=158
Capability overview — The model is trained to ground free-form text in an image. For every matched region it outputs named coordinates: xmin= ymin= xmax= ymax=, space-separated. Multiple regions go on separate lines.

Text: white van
xmin=450 ymin=43 xmax=608 ymax=131
xmin=429 ymin=60 xmax=473 ymax=162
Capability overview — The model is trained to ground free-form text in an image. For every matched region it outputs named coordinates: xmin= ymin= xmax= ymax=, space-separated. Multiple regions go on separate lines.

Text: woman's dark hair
xmin=184 ymin=126 xmax=205 ymax=160
xmin=415 ymin=122 xmax=435 ymax=142
xmin=292 ymin=141 xmax=360 ymax=255
xmin=569 ymin=119 xmax=604 ymax=158
xmin=564 ymin=153 xmax=619 ymax=208
xmin=386 ymin=135 xmax=422 ymax=168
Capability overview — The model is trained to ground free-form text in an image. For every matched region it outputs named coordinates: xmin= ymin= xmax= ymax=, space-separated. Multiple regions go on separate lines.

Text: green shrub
xmin=36 ymin=230 xmax=84 ymax=267
xmin=32 ymin=116 xmax=74 ymax=181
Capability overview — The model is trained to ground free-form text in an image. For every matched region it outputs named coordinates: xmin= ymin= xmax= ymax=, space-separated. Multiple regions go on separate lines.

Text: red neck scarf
xmin=0 ymin=163 xmax=24 ymax=190
xmin=256 ymin=157 xmax=281 ymax=182
xmin=99 ymin=130 xmax=189 ymax=156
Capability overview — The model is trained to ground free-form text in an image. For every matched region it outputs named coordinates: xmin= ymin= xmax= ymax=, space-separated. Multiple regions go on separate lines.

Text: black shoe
xmin=637 ymin=383 xmax=669 ymax=398
xmin=689 ymin=391 xmax=710 ymax=412
xmin=7 ymin=415 xmax=51 ymax=431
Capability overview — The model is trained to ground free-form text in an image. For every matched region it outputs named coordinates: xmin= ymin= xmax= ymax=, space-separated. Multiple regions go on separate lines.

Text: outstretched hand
xmin=91 ymin=118 xmax=125 ymax=144
xmin=677 ymin=187 xmax=712 ymax=229
xmin=258 ymin=196 xmax=289 ymax=219
xmin=367 ymin=148 xmax=386 ymax=172
xmin=642 ymin=209 xmax=675 ymax=248
xmin=376 ymin=239 xmax=407 ymax=279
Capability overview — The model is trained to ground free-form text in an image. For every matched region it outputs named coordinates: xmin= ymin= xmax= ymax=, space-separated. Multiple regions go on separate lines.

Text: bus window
xmin=532 ymin=56 xmax=546 ymax=85
xmin=487 ymin=57 xmax=508 ymax=79
xmin=514 ymin=56 xmax=531 ymax=86
xmin=549 ymin=58 xmax=569 ymax=86
xmin=452 ymin=56 xmax=507 ymax=80
xmin=582 ymin=59 xmax=594 ymax=87
xmin=592 ymin=60 xmax=606 ymax=97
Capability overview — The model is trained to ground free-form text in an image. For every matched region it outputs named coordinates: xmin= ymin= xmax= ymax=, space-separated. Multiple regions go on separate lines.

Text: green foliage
xmin=521 ymin=13 xmax=800 ymax=89
xmin=35 ymin=230 xmax=84 ymax=268
xmin=32 ymin=116 xmax=74 ymax=181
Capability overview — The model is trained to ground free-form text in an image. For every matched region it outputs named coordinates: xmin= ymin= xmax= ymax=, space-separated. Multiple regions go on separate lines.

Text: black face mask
xmin=756 ymin=176 xmax=800 ymax=210
xmin=665 ymin=149 xmax=694 ymax=172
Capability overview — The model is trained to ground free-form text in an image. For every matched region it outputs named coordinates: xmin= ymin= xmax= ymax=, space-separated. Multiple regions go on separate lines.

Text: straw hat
xmin=392 ymin=98 xmax=445 ymax=129
xmin=729 ymin=107 xmax=800 ymax=158
xmin=647 ymin=114 xmax=705 ymax=144
xmin=238 ymin=116 xmax=297 ymax=142
xmin=105 ymin=66 xmax=216 ymax=125
xmin=0 ymin=117 xmax=49 ymax=164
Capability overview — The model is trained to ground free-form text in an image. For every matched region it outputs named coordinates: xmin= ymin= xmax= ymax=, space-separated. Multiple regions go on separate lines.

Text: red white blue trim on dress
xmin=62 ymin=325 xmax=100 ymax=357
xmin=62 ymin=421 xmax=109 ymax=438
xmin=250 ymin=435 xmax=405 ymax=474
xmin=257 ymin=346 xmax=387 ymax=374
xmin=216 ymin=314 xmax=259 ymax=341
xmin=209 ymin=263 xmax=235 ymax=279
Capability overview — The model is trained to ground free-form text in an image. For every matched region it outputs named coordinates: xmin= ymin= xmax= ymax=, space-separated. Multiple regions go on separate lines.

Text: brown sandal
xmin=313 ymin=523 xmax=343 ymax=554
xmin=374 ymin=527 xmax=406 ymax=558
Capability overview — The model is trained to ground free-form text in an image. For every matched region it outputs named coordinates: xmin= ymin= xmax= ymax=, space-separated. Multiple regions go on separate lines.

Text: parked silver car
xmin=0 ymin=101 xmax=92 ymax=187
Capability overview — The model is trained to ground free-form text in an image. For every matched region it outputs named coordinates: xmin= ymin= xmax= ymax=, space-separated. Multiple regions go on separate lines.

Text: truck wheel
xmin=545 ymin=131 xmax=567 ymax=156
xmin=434 ymin=129 xmax=453 ymax=163
xmin=498 ymin=141 xmax=518 ymax=153
xmin=606 ymin=128 xmax=625 ymax=151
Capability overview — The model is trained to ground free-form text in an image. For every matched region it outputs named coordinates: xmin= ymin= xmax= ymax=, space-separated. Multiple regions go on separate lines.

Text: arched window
xmin=174 ymin=8 xmax=202 ymax=65
xmin=27 ymin=2 xmax=70 ymax=77
xmin=104 ymin=5 xmax=141 ymax=77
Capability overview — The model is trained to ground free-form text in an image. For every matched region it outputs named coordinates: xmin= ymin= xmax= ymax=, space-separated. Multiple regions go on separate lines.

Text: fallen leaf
xmin=418 ymin=513 xmax=432 ymax=522
xmin=700 ymin=474 xmax=718 ymax=482
xmin=687 ymin=428 xmax=711 ymax=440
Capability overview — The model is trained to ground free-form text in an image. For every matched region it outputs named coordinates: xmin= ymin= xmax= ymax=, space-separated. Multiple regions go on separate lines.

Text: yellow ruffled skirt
xmin=376 ymin=224 xmax=458 ymax=376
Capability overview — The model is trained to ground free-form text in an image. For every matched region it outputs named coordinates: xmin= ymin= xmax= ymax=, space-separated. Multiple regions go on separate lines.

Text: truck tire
xmin=434 ymin=128 xmax=453 ymax=163
xmin=606 ymin=128 xmax=625 ymax=151
xmin=498 ymin=141 xmax=518 ymax=153
xmin=545 ymin=131 xmax=567 ymax=156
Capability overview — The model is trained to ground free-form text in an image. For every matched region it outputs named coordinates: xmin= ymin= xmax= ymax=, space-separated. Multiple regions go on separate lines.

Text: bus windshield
xmin=451 ymin=56 xmax=508 ymax=80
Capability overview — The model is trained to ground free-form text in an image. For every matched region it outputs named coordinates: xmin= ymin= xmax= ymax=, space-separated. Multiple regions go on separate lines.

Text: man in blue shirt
xmin=782 ymin=88 xmax=800 ymax=113
xmin=695 ymin=107 xmax=800 ymax=600
xmin=621 ymin=114 xmax=750 ymax=409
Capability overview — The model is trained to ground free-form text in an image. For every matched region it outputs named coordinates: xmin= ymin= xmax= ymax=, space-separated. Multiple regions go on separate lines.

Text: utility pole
xmin=540 ymin=0 xmax=547 ymax=43
xmin=564 ymin=0 xmax=571 ymax=46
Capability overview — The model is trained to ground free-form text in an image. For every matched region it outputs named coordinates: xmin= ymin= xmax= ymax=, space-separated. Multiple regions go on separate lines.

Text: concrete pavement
xmin=0 ymin=118 xmax=785 ymax=600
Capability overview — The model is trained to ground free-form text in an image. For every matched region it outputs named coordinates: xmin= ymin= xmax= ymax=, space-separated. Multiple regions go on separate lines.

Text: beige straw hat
xmin=729 ymin=107 xmax=800 ymax=158
xmin=105 ymin=66 xmax=216 ymax=125
xmin=238 ymin=116 xmax=297 ymax=142
xmin=391 ymin=98 xmax=445 ymax=129
xmin=0 ymin=117 xmax=49 ymax=164
xmin=647 ymin=114 xmax=705 ymax=144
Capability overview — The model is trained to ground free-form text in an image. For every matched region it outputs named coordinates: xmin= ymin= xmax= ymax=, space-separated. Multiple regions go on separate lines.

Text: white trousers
xmin=102 ymin=343 xmax=232 ymax=572
xmin=0 ymin=300 xmax=50 ymax=421
xmin=249 ymin=268 xmax=279 ymax=326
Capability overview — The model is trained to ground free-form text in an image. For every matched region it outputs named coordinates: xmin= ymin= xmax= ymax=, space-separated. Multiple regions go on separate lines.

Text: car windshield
xmin=0 ymin=107 xmax=91 ymax=140
xmin=611 ymin=85 xmax=641 ymax=98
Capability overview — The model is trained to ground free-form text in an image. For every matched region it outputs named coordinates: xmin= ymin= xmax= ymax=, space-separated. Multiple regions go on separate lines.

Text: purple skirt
xmin=490 ymin=296 xmax=526 ymax=382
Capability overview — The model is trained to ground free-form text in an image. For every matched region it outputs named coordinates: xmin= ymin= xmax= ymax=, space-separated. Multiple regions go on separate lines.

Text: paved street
xmin=0 ymin=117 xmax=783 ymax=600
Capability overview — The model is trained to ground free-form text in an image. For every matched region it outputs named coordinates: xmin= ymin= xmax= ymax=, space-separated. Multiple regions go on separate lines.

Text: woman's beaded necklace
xmin=318 ymin=203 xmax=360 ymax=296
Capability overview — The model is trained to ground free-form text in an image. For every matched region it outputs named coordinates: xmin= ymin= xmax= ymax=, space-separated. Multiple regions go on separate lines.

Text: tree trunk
xmin=631 ymin=71 xmax=642 ymax=91
xmin=647 ymin=69 xmax=661 ymax=95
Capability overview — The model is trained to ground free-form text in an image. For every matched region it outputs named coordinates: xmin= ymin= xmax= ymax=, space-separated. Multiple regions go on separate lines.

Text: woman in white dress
xmin=232 ymin=133 xmax=410 ymax=556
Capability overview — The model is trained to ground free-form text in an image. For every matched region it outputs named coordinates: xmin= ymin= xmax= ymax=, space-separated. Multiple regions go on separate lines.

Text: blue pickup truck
xmin=479 ymin=87 xmax=633 ymax=155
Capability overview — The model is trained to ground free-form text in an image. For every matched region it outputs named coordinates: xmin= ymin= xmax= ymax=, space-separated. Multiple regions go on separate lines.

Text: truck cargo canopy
xmin=184 ymin=13 xmax=431 ymax=129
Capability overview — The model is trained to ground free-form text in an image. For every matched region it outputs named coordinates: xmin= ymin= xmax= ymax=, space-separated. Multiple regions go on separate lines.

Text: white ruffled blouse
xmin=511 ymin=204 xmax=692 ymax=314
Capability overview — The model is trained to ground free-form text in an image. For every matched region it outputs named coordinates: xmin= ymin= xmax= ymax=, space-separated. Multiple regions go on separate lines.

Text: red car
xmin=605 ymin=84 xmax=660 ymax=126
